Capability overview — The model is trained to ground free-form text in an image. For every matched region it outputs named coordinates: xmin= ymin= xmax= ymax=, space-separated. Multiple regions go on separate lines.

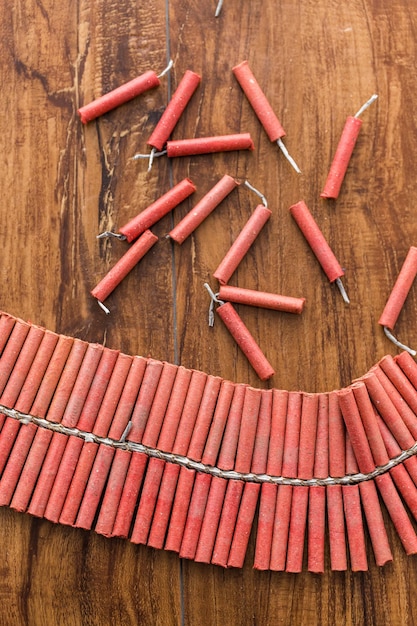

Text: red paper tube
xmin=164 ymin=466 xmax=196 ymax=553
xmin=327 ymin=485 xmax=348 ymax=571
xmin=194 ymin=477 xmax=227 ymax=563
xmin=358 ymin=478 xmax=393 ymax=567
xmin=286 ymin=393 xmax=319 ymax=573
xmin=270 ymin=392 xmax=302 ymax=570
xmin=139 ymin=362 xmax=178 ymax=447
xmin=327 ymin=392 xmax=347 ymax=570
xmin=111 ymin=452 xmax=148 ymax=538
xmin=118 ymin=179 xmax=196 ymax=243
xmin=227 ymin=390 xmax=272 ymax=568
xmin=166 ymin=133 xmax=255 ymax=158
xmin=395 ymin=350 xmax=417 ymax=388
xmin=281 ymin=391 xmax=303 ymax=479
xmin=313 ymin=393 xmax=330 ymax=480
xmin=285 ymin=486 xmax=309 ymax=573
xmin=254 ymin=389 xmax=288 ymax=570
xmin=168 ymin=175 xmax=239 ymax=245
xmin=233 ymin=386 xmax=262 ymax=473
xmin=0 ymin=314 xmax=17 ymax=356
xmin=378 ymin=246 xmax=417 ymax=332
xmin=266 ymin=389 xmax=289 ymax=476
xmin=179 ymin=472 xmax=212 ymax=560
xmin=269 ymin=484 xmax=293 ymax=571
xmin=147 ymin=70 xmax=201 ymax=151
xmin=320 ymin=117 xmax=362 ymax=199
xmin=320 ymin=95 xmax=377 ymax=199
xmin=329 ymin=391 xmax=346 ymax=478
xmin=297 ymin=393 xmax=319 ymax=480
xmin=75 ymin=445 xmax=116 ymax=530
xmin=253 ymin=483 xmax=278 ymax=571
xmin=211 ymin=479 xmax=244 ymax=567
xmin=361 ymin=372 xmax=415 ymax=451
xmin=213 ymin=204 xmax=272 ymax=285
xmin=129 ymin=457 xmax=164 ymax=544
xmin=379 ymin=354 xmax=417 ymax=421
xmin=0 ymin=319 xmax=30 ymax=398
xmin=147 ymin=370 xmax=207 ymax=549
xmin=59 ymin=343 xmax=104 ymax=428
xmin=59 ymin=441 xmax=99 ymax=526
xmin=215 ymin=302 xmax=274 ymax=381
xmin=337 ymin=387 xmax=375 ymax=475
xmin=308 ymin=395 xmax=329 ymax=574
xmin=92 ymin=353 xmax=133 ymax=437
xmin=232 ymin=60 xmax=285 ymax=142
xmin=216 ymin=384 xmax=247 ymax=470
xmin=371 ymin=364 xmax=417 ymax=440
xmin=289 ymin=200 xmax=348 ymax=302
xmin=343 ymin=492 xmax=368 ymax=572
xmin=107 ymin=356 xmax=148 ymax=441
xmin=218 ymin=285 xmax=305 ymax=314
xmin=78 ymin=70 xmax=160 ymax=124
xmin=232 ymin=60 xmax=300 ymax=173
xmin=91 ymin=229 xmax=158 ymax=305
xmin=342 ymin=438 xmax=368 ymax=572
xmin=94 ymin=448 xmax=131 ymax=537
xmin=308 ymin=487 xmax=326 ymax=574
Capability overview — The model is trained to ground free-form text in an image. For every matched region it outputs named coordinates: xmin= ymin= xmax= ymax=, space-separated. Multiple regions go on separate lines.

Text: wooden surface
xmin=1 ymin=0 xmax=417 ymax=624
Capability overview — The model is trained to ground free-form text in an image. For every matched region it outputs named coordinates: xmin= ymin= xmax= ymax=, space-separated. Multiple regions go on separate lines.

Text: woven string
xmin=2 ymin=402 xmax=416 ymax=488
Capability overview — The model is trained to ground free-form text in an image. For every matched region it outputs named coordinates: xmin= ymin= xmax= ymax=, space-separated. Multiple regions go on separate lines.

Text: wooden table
xmin=1 ymin=0 xmax=417 ymax=624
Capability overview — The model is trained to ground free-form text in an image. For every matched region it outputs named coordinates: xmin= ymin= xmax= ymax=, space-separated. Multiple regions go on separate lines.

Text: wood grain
xmin=1 ymin=0 xmax=417 ymax=624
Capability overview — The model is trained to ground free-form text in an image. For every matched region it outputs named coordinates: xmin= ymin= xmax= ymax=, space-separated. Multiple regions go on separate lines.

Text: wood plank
xmin=0 ymin=1 xmax=182 ymax=625
xmin=167 ymin=0 xmax=417 ymax=624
